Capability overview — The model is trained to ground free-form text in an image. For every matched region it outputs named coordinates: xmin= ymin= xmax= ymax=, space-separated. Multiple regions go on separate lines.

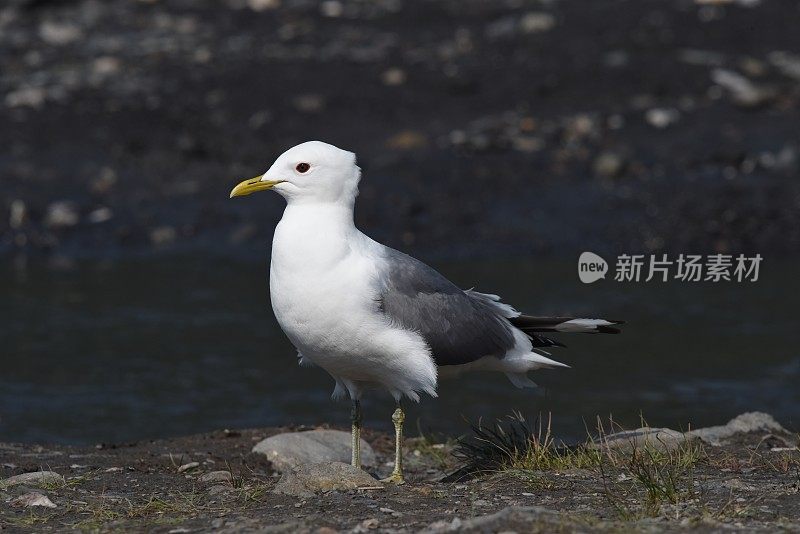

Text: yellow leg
xmin=382 ymin=404 xmax=405 ymax=484
xmin=351 ymin=399 xmax=362 ymax=468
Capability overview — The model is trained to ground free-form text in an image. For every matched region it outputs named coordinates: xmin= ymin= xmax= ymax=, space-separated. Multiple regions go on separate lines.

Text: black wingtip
xmin=596 ymin=326 xmax=622 ymax=334
xmin=530 ymin=334 xmax=567 ymax=348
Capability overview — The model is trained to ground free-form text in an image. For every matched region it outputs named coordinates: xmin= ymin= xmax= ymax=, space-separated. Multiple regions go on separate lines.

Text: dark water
xmin=2 ymin=256 xmax=798 ymax=445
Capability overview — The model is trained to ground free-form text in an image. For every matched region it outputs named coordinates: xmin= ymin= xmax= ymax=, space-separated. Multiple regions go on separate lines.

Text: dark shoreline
xmin=2 ymin=0 xmax=800 ymax=262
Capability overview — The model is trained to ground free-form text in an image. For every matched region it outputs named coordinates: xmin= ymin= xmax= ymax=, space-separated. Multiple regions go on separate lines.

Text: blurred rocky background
xmin=1 ymin=0 xmax=799 ymax=262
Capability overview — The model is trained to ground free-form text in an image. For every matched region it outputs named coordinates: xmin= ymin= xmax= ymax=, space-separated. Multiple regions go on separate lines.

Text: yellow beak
xmin=229 ymin=176 xmax=284 ymax=198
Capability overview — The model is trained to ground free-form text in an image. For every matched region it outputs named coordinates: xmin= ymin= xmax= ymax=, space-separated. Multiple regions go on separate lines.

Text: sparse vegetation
xmin=450 ymin=412 xmax=602 ymax=477
xmin=453 ymin=412 xmax=704 ymax=472
xmin=599 ymin=439 xmax=705 ymax=520
xmin=410 ymin=425 xmax=459 ymax=472
xmin=452 ymin=412 xmax=718 ymax=520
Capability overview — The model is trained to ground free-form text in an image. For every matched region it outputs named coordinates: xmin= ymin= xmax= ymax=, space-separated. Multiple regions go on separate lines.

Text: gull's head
xmin=229 ymin=141 xmax=360 ymax=205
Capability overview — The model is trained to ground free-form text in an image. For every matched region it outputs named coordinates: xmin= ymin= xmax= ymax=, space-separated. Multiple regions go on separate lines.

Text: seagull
xmin=230 ymin=141 xmax=623 ymax=483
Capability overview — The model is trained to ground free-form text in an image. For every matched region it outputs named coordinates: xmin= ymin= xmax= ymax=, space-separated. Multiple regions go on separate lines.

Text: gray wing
xmin=376 ymin=248 xmax=516 ymax=366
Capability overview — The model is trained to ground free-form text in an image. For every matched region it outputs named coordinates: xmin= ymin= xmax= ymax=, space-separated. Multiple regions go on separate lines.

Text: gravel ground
xmin=2 ymin=0 xmax=799 ymax=262
xmin=1 ymin=417 xmax=799 ymax=532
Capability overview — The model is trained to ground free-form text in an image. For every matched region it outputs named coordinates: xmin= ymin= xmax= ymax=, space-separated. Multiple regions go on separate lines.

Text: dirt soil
xmin=2 ymin=0 xmax=800 ymax=262
xmin=2 ymin=424 xmax=799 ymax=532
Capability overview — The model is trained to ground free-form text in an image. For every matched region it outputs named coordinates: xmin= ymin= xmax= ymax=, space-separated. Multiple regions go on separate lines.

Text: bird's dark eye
xmin=295 ymin=162 xmax=310 ymax=173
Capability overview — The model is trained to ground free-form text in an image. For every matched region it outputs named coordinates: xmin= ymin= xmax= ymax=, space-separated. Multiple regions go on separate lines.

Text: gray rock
xmin=9 ymin=200 xmax=26 ymax=229
xmin=381 ymin=67 xmax=406 ymax=87
xmin=0 ymin=471 xmax=64 ymax=489
xmin=207 ymin=484 xmax=232 ymax=497
xmin=292 ymin=94 xmax=325 ymax=113
xmin=177 ymin=461 xmax=200 ymax=473
xmin=39 ymin=20 xmax=83 ymax=46
xmin=87 ymin=207 xmax=113 ymax=224
xmin=91 ymin=56 xmax=121 ymax=77
xmin=711 ymin=68 xmax=776 ymax=108
xmin=359 ymin=518 xmax=381 ymax=530
xmin=645 ymin=107 xmax=680 ymax=129
xmin=44 ymin=201 xmax=80 ymax=228
xmin=273 ymin=462 xmax=380 ymax=497
xmin=5 ymin=86 xmax=47 ymax=109
xmin=595 ymin=427 xmax=690 ymax=452
xmin=150 ymin=225 xmax=177 ymax=246
xmin=519 ymin=12 xmax=556 ymax=34
xmin=593 ymin=151 xmax=625 ymax=178
xmin=252 ymin=429 xmax=375 ymax=471
xmin=320 ymin=1 xmax=343 ymax=18
xmin=688 ymin=412 xmax=788 ymax=446
xmin=512 ymin=135 xmax=543 ymax=153
xmin=10 ymin=491 xmax=57 ymax=508
xmin=200 ymin=470 xmax=233 ymax=484
xmin=768 ymin=51 xmax=800 ymax=81
xmin=247 ymin=0 xmax=281 ymax=12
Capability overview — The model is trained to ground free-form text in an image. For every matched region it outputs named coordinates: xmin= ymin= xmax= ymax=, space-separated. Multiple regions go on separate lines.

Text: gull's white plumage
xmin=260 ymin=141 xmax=570 ymax=403
xmin=270 ymin=201 xmax=438 ymax=402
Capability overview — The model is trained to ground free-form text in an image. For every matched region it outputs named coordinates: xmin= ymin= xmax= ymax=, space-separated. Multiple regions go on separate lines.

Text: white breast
xmin=268 ymin=203 xmax=437 ymax=400
xmin=270 ymin=206 xmax=371 ymax=358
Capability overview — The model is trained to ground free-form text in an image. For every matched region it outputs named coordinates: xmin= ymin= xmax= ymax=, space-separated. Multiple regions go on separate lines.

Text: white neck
xmin=271 ymin=201 xmax=359 ymax=273
xmin=282 ymin=201 xmax=355 ymax=230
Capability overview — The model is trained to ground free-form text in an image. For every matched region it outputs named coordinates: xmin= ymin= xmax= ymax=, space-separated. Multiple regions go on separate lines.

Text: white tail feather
xmin=555 ymin=319 xmax=616 ymax=333
xmin=526 ymin=352 xmax=570 ymax=369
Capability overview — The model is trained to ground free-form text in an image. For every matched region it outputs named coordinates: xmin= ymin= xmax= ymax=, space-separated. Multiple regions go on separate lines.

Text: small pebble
xmin=199 ymin=470 xmax=233 ymax=484
xmin=382 ymin=68 xmax=406 ymax=86
xmin=519 ymin=12 xmax=556 ymax=33
xmin=5 ymin=87 xmax=46 ymax=108
xmin=11 ymin=492 xmax=57 ymax=509
xmin=293 ymin=94 xmax=326 ymax=113
xmin=44 ymin=201 xmax=80 ymax=229
xmin=88 ymin=207 xmax=113 ymax=224
xmin=150 ymin=226 xmax=177 ymax=246
xmin=247 ymin=0 xmax=280 ymax=11
xmin=208 ymin=484 xmax=230 ymax=496
xmin=39 ymin=20 xmax=82 ymax=46
xmin=9 ymin=200 xmax=26 ymax=229
xmin=177 ymin=462 xmax=200 ymax=473
xmin=320 ymin=1 xmax=343 ymax=17
xmin=361 ymin=518 xmax=380 ymax=529
xmin=593 ymin=151 xmax=625 ymax=178
xmin=645 ymin=108 xmax=680 ymax=129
